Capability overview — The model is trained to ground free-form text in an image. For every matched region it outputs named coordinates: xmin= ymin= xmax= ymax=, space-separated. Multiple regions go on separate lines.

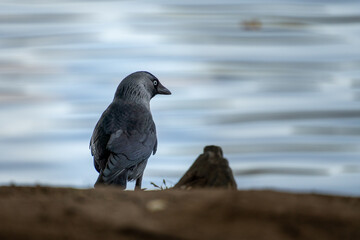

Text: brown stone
xmin=174 ymin=145 xmax=237 ymax=189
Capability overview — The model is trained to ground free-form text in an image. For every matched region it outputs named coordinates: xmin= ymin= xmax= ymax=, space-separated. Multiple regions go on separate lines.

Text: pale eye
xmin=153 ymin=80 xmax=158 ymax=86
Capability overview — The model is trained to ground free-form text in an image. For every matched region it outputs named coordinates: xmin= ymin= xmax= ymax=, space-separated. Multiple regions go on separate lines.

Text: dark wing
xmin=90 ymin=101 xmax=157 ymax=183
xmin=90 ymin=105 xmax=114 ymax=172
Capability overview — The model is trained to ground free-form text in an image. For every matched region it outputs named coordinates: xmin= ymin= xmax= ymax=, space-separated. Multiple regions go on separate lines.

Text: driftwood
xmin=174 ymin=145 xmax=237 ymax=189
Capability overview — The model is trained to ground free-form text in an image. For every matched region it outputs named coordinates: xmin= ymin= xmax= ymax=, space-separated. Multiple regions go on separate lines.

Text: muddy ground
xmin=0 ymin=186 xmax=359 ymax=240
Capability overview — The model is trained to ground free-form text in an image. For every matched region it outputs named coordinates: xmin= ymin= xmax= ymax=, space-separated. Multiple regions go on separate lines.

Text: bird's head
xmin=114 ymin=71 xmax=171 ymax=104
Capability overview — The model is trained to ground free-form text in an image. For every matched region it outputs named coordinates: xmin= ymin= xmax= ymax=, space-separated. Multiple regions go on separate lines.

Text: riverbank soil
xmin=0 ymin=186 xmax=359 ymax=240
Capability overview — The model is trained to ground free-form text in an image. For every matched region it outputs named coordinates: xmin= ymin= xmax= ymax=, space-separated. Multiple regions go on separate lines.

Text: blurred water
xmin=0 ymin=0 xmax=360 ymax=195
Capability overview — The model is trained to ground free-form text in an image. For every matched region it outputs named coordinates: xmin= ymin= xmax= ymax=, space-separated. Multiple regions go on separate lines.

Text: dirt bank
xmin=0 ymin=186 xmax=359 ymax=240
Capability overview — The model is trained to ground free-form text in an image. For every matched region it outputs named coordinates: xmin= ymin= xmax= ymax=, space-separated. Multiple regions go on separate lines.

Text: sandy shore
xmin=0 ymin=186 xmax=359 ymax=240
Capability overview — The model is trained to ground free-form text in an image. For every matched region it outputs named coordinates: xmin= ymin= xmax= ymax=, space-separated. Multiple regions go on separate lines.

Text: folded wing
xmin=90 ymin=101 xmax=157 ymax=185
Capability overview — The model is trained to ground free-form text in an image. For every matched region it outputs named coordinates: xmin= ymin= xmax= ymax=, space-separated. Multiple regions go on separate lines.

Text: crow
xmin=90 ymin=71 xmax=171 ymax=189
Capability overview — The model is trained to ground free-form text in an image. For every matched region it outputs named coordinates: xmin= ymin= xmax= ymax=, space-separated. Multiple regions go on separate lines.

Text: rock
xmin=174 ymin=145 xmax=237 ymax=189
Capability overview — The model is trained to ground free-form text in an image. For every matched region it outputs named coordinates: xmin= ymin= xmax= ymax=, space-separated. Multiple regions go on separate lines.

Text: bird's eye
xmin=153 ymin=80 xmax=158 ymax=86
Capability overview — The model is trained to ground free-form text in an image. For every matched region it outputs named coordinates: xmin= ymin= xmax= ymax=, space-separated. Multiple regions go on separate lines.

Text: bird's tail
xmin=94 ymin=170 xmax=127 ymax=189
xmin=94 ymin=171 xmax=105 ymax=187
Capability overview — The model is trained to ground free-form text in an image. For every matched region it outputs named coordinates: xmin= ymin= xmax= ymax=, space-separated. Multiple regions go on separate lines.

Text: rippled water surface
xmin=1 ymin=0 xmax=360 ymax=195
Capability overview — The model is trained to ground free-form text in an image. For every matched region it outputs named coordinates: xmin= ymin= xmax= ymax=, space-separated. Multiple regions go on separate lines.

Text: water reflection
xmin=0 ymin=0 xmax=360 ymax=195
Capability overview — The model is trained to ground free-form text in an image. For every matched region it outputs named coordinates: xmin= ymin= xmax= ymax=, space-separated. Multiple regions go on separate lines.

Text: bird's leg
xmin=135 ymin=175 xmax=143 ymax=190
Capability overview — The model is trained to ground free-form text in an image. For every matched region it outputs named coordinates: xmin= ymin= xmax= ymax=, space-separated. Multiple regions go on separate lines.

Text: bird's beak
xmin=157 ymin=82 xmax=172 ymax=95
